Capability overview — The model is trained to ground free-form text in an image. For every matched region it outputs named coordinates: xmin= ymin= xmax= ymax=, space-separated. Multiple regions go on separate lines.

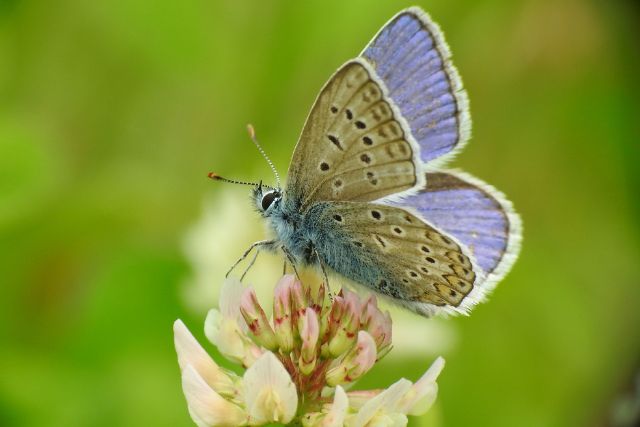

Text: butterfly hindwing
xmin=393 ymin=170 xmax=522 ymax=294
xmin=286 ymin=59 xmax=423 ymax=209
xmin=307 ymin=201 xmax=481 ymax=316
xmin=361 ymin=7 xmax=470 ymax=166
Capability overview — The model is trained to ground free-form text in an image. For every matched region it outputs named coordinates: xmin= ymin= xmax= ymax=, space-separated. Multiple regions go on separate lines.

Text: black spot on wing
xmin=327 ymin=134 xmax=343 ymax=150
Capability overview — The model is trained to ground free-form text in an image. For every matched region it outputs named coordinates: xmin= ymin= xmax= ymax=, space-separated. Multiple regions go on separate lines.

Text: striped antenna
xmin=247 ymin=124 xmax=281 ymax=189
xmin=207 ymin=173 xmax=276 ymax=191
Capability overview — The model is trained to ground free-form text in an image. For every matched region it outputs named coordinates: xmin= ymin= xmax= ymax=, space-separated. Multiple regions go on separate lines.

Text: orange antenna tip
xmin=208 ymin=172 xmax=221 ymax=180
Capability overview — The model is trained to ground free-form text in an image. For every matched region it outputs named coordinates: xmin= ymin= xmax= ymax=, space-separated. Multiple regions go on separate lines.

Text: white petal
xmin=205 ymin=309 xmax=243 ymax=359
xmin=345 ymin=390 xmax=381 ymax=410
xmin=386 ymin=413 xmax=408 ymax=427
xmin=321 ymin=386 xmax=348 ymax=427
xmin=174 ymin=320 xmax=237 ymax=395
xmin=205 ymin=309 xmax=262 ymax=367
xmin=397 ymin=357 xmax=444 ymax=415
xmin=348 ymin=380 xmax=412 ymax=427
xmin=346 ymin=411 xmax=407 ymax=427
xmin=219 ymin=277 xmax=247 ymax=320
xmin=243 ymin=352 xmax=298 ymax=424
xmin=182 ymin=365 xmax=247 ymax=427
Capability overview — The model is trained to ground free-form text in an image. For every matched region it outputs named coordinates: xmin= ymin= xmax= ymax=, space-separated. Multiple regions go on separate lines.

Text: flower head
xmin=174 ymin=275 xmax=444 ymax=426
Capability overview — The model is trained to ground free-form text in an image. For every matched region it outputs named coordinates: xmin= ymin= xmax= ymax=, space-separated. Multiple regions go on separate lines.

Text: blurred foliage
xmin=1 ymin=0 xmax=639 ymax=426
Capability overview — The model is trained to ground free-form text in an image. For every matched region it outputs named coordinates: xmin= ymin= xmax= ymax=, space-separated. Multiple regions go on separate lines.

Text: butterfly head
xmin=208 ymin=173 xmax=281 ymax=216
xmin=208 ymin=124 xmax=284 ymax=217
xmin=253 ymin=181 xmax=282 ymax=217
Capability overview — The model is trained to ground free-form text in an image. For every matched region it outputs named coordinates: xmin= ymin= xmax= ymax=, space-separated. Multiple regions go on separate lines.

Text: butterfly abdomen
xmin=302 ymin=202 xmax=393 ymax=293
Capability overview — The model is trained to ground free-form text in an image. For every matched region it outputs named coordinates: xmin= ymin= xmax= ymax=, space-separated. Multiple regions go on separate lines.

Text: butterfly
xmin=211 ymin=7 xmax=522 ymax=317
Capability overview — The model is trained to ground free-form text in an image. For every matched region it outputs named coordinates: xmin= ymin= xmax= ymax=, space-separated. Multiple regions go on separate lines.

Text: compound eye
xmin=261 ymin=191 xmax=279 ymax=211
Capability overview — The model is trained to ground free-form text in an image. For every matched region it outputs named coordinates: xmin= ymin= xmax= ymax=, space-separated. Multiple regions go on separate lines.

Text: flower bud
xmin=313 ymin=282 xmax=326 ymax=313
xmin=174 ymin=274 xmax=446 ymax=426
xmin=326 ymin=331 xmax=377 ymax=386
xmin=290 ymin=279 xmax=308 ymax=315
xmin=298 ymin=308 xmax=320 ymax=375
xmin=327 ymin=290 xmax=361 ymax=357
xmin=320 ymin=296 xmax=344 ymax=358
xmin=360 ymin=295 xmax=392 ymax=357
xmin=273 ymin=275 xmax=296 ymax=352
xmin=239 ymin=288 xmax=278 ymax=351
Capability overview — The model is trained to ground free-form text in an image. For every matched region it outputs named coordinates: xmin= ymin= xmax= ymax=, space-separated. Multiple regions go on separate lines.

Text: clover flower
xmin=174 ymin=275 xmax=444 ymax=426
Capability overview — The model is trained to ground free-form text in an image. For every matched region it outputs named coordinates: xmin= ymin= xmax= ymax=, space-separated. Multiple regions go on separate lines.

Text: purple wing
xmin=394 ymin=171 xmax=521 ymax=291
xmin=361 ymin=7 xmax=470 ymax=165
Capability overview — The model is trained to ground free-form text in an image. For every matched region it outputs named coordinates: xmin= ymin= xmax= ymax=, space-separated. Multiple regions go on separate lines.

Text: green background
xmin=1 ymin=0 xmax=639 ymax=426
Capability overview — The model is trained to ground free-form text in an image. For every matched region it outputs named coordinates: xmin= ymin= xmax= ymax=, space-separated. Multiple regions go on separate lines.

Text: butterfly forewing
xmin=310 ymin=201 xmax=479 ymax=314
xmin=361 ymin=7 xmax=471 ymax=166
xmin=287 ymin=60 xmax=422 ymax=209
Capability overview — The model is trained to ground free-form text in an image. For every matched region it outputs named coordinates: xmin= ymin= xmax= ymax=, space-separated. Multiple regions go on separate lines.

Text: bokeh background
xmin=1 ymin=0 xmax=639 ymax=426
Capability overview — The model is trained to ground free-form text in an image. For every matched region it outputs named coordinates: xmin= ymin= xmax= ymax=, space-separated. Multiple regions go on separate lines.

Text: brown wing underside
xmin=317 ymin=202 xmax=478 ymax=308
xmin=286 ymin=60 xmax=420 ymax=209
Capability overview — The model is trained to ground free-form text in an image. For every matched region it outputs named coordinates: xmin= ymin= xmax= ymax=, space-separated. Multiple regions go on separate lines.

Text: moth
xmin=211 ymin=7 xmax=521 ymax=317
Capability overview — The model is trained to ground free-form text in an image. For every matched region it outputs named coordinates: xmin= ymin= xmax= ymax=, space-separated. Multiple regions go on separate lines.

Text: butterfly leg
xmin=226 ymin=239 xmax=275 ymax=278
xmin=313 ymin=248 xmax=334 ymax=302
xmin=240 ymin=249 xmax=260 ymax=282
xmin=281 ymin=246 xmax=301 ymax=281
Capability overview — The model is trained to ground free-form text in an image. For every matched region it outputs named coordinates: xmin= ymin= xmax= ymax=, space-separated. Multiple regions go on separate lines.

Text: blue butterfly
xmin=212 ymin=7 xmax=521 ymax=317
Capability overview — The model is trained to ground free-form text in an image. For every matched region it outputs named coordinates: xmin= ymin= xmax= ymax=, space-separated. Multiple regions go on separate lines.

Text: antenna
xmin=208 ymin=173 xmax=276 ymax=191
xmin=208 ymin=172 xmax=259 ymax=187
xmin=247 ymin=124 xmax=281 ymax=189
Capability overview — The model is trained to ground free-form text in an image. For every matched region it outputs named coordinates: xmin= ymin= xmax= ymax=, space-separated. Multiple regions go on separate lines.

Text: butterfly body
xmin=238 ymin=7 xmax=521 ymax=317
xmin=255 ymin=189 xmax=395 ymax=298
